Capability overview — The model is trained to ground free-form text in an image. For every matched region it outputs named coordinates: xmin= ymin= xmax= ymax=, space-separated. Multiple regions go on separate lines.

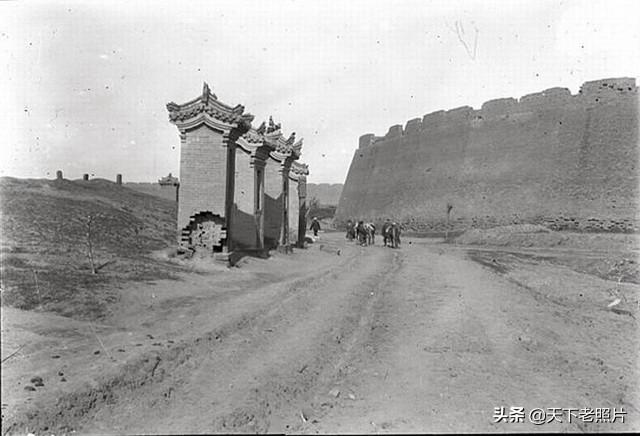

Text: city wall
xmin=306 ymin=183 xmax=343 ymax=206
xmin=335 ymin=78 xmax=639 ymax=232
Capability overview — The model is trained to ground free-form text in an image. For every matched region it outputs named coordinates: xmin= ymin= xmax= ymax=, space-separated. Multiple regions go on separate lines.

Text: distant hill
xmin=306 ymin=183 xmax=343 ymax=206
xmin=0 ymin=177 xmax=179 ymax=320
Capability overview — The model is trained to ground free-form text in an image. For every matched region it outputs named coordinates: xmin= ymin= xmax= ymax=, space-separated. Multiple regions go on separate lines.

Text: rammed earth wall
xmin=335 ymin=78 xmax=639 ymax=233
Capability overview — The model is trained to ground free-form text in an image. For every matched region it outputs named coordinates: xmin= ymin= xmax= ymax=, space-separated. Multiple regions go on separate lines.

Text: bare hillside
xmin=0 ymin=177 xmax=180 ymax=320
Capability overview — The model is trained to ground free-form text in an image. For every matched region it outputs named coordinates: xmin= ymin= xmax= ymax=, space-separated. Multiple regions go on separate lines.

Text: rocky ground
xmin=2 ymin=231 xmax=638 ymax=434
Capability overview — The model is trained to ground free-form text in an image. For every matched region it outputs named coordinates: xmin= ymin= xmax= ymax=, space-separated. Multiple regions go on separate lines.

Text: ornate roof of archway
xmin=167 ymin=84 xmax=306 ymax=165
xmin=289 ymin=161 xmax=310 ymax=180
xmin=166 ymin=82 xmax=254 ymax=134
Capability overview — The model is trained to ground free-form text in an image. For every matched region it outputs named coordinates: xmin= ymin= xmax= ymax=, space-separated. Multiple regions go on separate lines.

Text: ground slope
xmin=2 ymin=233 xmax=638 ymax=434
xmin=0 ymin=177 xmax=179 ymax=320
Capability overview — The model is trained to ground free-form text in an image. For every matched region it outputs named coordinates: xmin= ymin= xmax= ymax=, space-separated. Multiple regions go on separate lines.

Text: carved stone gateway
xmin=167 ymin=83 xmax=309 ymax=259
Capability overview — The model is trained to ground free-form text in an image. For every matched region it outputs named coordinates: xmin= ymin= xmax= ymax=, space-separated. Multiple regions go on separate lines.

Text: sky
xmin=1 ymin=0 xmax=639 ymax=184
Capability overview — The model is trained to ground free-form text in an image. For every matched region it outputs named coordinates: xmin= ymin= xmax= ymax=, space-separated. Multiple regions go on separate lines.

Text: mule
xmin=355 ymin=221 xmax=375 ymax=246
xmin=384 ymin=223 xmax=401 ymax=248
xmin=364 ymin=222 xmax=375 ymax=245
xmin=345 ymin=221 xmax=356 ymax=241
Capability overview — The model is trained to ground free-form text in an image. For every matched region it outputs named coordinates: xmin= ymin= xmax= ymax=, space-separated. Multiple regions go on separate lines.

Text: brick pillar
xmin=166 ymin=82 xmax=254 ymax=256
xmin=279 ymin=164 xmax=291 ymax=248
xmin=282 ymin=174 xmax=289 ymax=247
xmin=297 ymin=175 xmax=307 ymax=248
xmin=252 ymin=158 xmax=266 ymax=249
xmin=224 ymin=141 xmax=237 ymax=253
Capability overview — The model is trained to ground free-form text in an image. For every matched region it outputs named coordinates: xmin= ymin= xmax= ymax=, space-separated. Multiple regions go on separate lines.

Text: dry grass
xmin=0 ymin=177 xmax=182 ymax=320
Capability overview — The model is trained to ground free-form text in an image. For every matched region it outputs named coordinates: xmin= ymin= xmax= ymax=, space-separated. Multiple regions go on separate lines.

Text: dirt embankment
xmin=0 ymin=177 xmax=181 ymax=320
xmin=455 ymin=225 xmax=640 ymax=284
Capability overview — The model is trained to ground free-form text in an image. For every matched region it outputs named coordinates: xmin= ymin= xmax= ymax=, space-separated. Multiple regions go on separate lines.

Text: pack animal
xmin=383 ymin=222 xmax=401 ymax=248
xmin=356 ymin=221 xmax=376 ymax=246
xmin=364 ymin=222 xmax=375 ymax=245
xmin=345 ymin=220 xmax=356 ymax=241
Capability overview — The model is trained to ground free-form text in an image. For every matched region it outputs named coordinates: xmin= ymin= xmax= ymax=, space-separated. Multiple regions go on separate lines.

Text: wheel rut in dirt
xmin=5 ymin=243 xmax=402 ymax=435
xmin=104 ymin=246 xmax=401 ymax=434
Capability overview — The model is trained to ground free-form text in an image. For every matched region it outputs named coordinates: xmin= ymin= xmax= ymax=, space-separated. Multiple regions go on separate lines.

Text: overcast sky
xmin=1 ymin=0 xmax=639 ymax=183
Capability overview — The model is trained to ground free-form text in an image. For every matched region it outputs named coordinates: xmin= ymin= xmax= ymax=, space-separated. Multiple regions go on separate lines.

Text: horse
xmin=383 ymin=222 xmax=401 ymax=248
xmin=364 ymin=222 xmax=376 ymax=245
xmin=356 ymin=221 xmax=375 ymax=246
xmin=356 ymin=221 xmax=367 ymax=245
xmin=345 ymin=221 xmax=356 ymax=241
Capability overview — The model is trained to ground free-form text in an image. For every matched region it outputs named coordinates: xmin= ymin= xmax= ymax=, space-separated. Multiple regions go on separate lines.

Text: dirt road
xmin=2 ymin=233 xmax=638 ymax=433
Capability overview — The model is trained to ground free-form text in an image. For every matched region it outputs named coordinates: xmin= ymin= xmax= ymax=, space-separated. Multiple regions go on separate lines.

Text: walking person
xmin=382 ymin=218 xmax=392 ymax=246
xmin=356 ymin=220 xmax=367 ymax=246
xmin=310 ymin=217 xmax=321 ymax=237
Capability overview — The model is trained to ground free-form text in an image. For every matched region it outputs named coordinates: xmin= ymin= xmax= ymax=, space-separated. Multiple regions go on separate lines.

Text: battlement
xmin=404 ymin=118 xmax=422 ymax=135
xmin=480 ymin=97 xmax=518 ymax=116
xmin=385 ymin=124 xmax=404 ymax=139
xmin=359 ymin=133 xmax=384 ymax=148
xmin=368 ymin=77 xmax=638 ymax=144
xmin=519 ymin=87 xmax=572 ymax=109
xmin=444 ymin=106 xmax=474 ymax=123
xmin=580 ymin=77 xmax=637 ymax=95
xmin=338 ymin=77 xmax=638 ymax=234
xmin=578 ymin=77 xmax=638 ymax=104
xmin=422 ymin=110 xmax=446 ymax=128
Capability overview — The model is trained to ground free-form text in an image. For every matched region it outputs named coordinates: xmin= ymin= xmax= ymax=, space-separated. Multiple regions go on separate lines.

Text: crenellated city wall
xmin=335 ymin=78 xmax=639 ymax=233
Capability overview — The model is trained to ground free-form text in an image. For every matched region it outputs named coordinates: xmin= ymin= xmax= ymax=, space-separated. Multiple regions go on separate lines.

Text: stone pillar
xmin=116 ymin=174 xmax=122 ymax=185
xmin=297 ymin=175 xmax=307 ymax=248
xmin=56 ymin=170 xmax=63 ymax=180
xmin=83 ymin=174 xmax=89 ymax=181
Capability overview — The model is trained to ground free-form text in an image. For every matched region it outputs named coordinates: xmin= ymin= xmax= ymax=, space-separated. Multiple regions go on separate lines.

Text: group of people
xmin=345 ymin=218 xmax=401 ymax=248
xmin=345 ymin=220 xmax=376 ymax=246
xmin=309 ymin=216 xmax=401 ymax=248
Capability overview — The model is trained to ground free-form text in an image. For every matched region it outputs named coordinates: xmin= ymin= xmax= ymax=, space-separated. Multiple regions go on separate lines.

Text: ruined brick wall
xmin=177 ymin=125 xmax=227 ymax=232
xmin=336 ymin=78 xmax=639 ymax=233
